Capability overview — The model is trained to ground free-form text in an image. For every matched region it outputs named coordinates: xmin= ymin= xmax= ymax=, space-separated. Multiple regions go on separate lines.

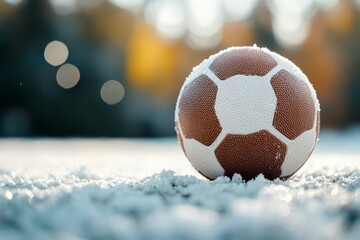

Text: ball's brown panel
xmin=215 ymin=130 xmax=287 ymax=181
xmin=316 ymin=111 xmax=321 ymax=139
xmin=175 ymin=122 xmax=186 ymax=154
xmin=209 ymin=48 xmax=278 ymax=80
xmin=178 ymin=75 xmax=222 ymax=146
xmin=271 ymin=70 xmax=315 ymax=140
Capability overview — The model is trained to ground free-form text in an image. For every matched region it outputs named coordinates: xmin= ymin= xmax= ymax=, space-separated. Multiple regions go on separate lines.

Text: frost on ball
xmin=209 ymin=47 xmax=278 ymax=79
xmin=175 ymin=46 xmax=320 ymax=181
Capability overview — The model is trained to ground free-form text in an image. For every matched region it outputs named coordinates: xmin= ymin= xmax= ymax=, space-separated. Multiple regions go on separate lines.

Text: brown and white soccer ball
xmin=175 ymin=46 xmax=320 ymax=181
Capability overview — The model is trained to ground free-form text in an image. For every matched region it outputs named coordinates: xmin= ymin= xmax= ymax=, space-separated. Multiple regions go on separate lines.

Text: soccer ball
xmin=175 ymin=46 xmax=320 ymax=181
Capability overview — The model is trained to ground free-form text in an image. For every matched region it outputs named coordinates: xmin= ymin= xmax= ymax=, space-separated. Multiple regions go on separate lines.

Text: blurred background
xmin=0 ymin=0 xmax=359 ymax=137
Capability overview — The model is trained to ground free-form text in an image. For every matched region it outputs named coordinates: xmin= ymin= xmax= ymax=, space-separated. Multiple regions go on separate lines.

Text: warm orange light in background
xmin=126 ymin=22 xmax=180 ymax=100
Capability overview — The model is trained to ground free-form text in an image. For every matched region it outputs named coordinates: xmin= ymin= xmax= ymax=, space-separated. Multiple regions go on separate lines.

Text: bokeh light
xmin=316 ymin=0 xmax=339 ymax=10
xmin=267 ymin=0 xmax=313 ymax=49
xmin=49 ymin=0 xmax=102 ymax=14
xmin=49 ymin=0 xmax=77 ymax=15
xmin=186 ymin=0 xmax=223 ymax=49
xmin=56 ymin=64 xmax=80 ymax=89
xmin=223 ymin=0 xmax=258 ymax=21
xmin=44 ymin=40 xmax=69 ymax=66
xmin=4 ymin=0 xmax=23 ymax=5
xmin=109 ymin=0 xmax=145 ymax=12
xmin=100 ymin=80 xmax=125 ymax=105
xmin=146 ymin=0 xmax=186 ymax=40
xmin=272 ymin=14 xmax=310 ymax=48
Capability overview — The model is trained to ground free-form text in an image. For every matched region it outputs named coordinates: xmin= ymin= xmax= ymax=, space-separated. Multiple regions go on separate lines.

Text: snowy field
xmin=0 ymin=129 xmax=360 ymax=240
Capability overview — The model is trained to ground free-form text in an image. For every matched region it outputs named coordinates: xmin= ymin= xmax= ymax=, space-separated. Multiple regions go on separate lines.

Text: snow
xmin=0 ymin=131 xmax=360 ymax=240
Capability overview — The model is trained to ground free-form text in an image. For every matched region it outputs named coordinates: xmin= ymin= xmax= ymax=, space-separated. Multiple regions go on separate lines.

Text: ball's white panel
xmin=182 ymin=137 xmax=225 ymax=179
xmin=215 ymin=75 xmax=277 ymax=135
xmin=267 ymin=50 xmax=320 ymax=111
xmin=266 ymin=125 xmax=292 ymax=146
xmin=280 ymin=128 xmax=317 ymax=177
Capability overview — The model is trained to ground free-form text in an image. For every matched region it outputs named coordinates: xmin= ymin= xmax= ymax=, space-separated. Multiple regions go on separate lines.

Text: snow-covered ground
xmin=0 ymin=129 xmax=359 ymax=240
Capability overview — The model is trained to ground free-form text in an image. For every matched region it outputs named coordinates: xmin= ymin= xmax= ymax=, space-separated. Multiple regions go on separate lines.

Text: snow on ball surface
xmin=175 ymin=46 xmax=320 ymax=181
